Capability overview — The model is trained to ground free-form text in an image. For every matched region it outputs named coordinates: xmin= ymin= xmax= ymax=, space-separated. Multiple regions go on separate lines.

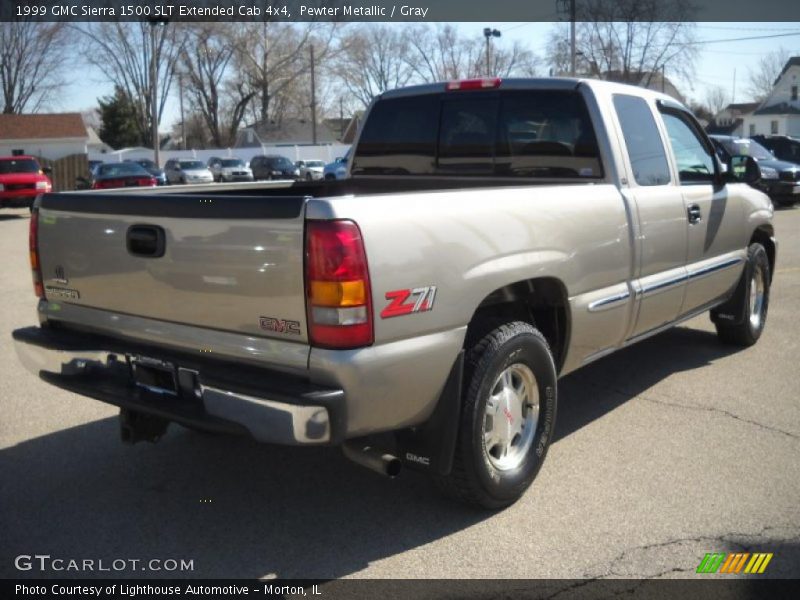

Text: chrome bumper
xmin=13 ymin=327 xmax=342 ymax=445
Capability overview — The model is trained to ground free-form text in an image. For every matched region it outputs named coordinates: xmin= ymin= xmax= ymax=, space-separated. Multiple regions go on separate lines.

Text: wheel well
xmin=751 ymin=226 xmax=776 ymax=283
xmin=466 ymin=278 xmax=570 ymax=373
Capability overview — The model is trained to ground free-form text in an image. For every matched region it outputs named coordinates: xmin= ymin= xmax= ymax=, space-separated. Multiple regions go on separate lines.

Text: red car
xmin=0 ymin=156 xmax=52 ymax=209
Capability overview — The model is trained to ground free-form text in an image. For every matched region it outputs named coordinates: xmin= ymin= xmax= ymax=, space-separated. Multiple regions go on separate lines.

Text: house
xmin=707 ymin=102 xmax=759 ymax=137
xmin=86 ymin=126 xmax=113 ymax=154
xmin=0 ymin=113 xmax=90 ymax=159
xmin=234 ymin=118 xmax=340 ymax=148
xmin=742 ymin=56 xmax=800 ymax=137
xmin=601 ymin=70 xmax=685 ymax=103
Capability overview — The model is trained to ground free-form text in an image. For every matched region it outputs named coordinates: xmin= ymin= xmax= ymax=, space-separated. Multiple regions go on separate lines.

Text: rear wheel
xmin=436 ymin=321 xmax=557 ymax=509
xmin=715 ymin=243 xmax=770 ymax=346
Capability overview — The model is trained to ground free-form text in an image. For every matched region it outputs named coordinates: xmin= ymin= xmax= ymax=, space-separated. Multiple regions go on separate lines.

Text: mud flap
xmin=711 ymin=264 xmax=748 ymax=326
xmin=395 ymin=351 xmax=463 ymax=477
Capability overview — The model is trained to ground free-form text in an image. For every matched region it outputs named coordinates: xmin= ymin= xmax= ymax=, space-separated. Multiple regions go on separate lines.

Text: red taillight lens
xmin=305 ymin=220 xmax=373 ymax=349
xmin=29 ymin=210 xmax=44 ymax=298
xmin=446 ymin=77 xmax=502 ymax=91
xmin=147 ymin=177 xmax=157 ymax=186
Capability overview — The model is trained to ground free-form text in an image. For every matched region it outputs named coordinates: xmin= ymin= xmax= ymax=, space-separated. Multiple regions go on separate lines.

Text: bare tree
xmin=180 ymin=23 xmax=253 ymax=148
xmin=705 ymin=85 xmax=728 ymax=118
xmin=333 ymin=24 xmax=416 ymax=109
xmin=406 ymin=25 xmax=540 ymax=82
xmin=546 ymin=0 xmax=698 ymax=87
xmin=232 ymin=22 xmax=338 ymax=125
xmin=747 ymin=47 xmax=792 ymax=102
xmin=76 ymin=22 xmax=184 ymax=146
xmin=0 ymin=21 xmax=72 ymax=113
xmin=406 ymin=25 xmax=483 ymax=82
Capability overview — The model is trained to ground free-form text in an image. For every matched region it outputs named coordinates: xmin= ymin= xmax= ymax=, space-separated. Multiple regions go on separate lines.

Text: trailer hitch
xmin=119 ymin=408 xmax=170 ymax=444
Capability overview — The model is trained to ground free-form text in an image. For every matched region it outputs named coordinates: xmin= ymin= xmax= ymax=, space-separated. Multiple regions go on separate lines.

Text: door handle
xmin=126 ymin=225 xmax=166 ymax=258
xmin=687 ymin=204 xmax=702 ymax=224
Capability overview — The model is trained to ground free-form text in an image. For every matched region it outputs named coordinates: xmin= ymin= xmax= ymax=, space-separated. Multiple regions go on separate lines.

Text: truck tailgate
xmin=36 ymin=193 xmax=309 ymax=343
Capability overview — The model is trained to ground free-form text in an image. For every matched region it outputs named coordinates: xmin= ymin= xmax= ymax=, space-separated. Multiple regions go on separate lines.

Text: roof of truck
xmin=378 ymin=77 xmax=686 ymax=110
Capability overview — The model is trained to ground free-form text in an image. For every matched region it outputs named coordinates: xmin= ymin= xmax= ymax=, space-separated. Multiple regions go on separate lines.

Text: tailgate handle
xmin=127 ymin=225 xmax=165 ymax=258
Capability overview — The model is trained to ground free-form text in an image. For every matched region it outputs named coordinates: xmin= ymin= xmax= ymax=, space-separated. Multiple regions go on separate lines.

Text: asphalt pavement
xmin=0 ymin=206 xmax=798 ymax=580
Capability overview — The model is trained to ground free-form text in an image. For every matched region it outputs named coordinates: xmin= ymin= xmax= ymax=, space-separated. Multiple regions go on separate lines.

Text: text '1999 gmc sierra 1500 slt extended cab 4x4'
xmin=13 ymin=78 xmax=776 ymax=508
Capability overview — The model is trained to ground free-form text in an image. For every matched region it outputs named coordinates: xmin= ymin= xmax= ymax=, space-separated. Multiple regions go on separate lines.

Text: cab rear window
xmin=352 ymin=90 xmax=603 ymax=179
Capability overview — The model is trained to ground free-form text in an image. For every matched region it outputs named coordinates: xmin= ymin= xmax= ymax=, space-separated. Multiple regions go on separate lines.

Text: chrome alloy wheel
xmin=482 ymin=363 xmax=539 ymax=471
xmin=749 ymin=263 xmax=765 ymax=329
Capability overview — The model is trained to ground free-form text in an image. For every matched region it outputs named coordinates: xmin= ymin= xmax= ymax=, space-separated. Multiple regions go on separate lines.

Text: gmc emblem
xmin=259 ymin=316 xmax=301 ymax=335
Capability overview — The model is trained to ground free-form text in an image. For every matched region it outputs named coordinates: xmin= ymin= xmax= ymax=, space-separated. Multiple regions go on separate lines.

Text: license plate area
xmin=130 ymin=356 xmax=178 ymax=396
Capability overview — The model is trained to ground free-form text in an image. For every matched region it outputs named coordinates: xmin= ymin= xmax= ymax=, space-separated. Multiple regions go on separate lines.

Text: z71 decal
xmin=380 ymin=286 xmax=437 ymax=319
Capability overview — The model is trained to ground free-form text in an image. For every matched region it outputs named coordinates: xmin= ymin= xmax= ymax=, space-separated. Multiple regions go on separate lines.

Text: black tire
xmin=436 ymin=321 xmax=558 ymax=509
xmin=715 ymin=243 xmax=770 ymax=346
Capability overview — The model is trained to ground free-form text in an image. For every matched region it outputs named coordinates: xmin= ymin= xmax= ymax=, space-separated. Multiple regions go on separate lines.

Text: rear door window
xmin=613 ymin=95 xmax=671 ymax=186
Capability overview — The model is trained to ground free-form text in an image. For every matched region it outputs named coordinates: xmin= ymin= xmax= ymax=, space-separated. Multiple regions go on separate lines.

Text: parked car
xmin=710 ymin=135 xmax=800 ymax=206
xmin=91 ymin=162 xmax=157 ymax=190
xmin=164 ymin=159 xmax=215 ymax=185
xmin=206 ymin=157 xmax=254 ymax=182
xmin=125 ymin=158 xmax=167 ymax=186
xmin=14 ymin=79 xmax=775 ymax=508
xmin=295 ymin=159 xmax=326 ymax=181
xmin=0 ymin=156 xmax=52 ymax=209
xmin=323 ymin=152 xmax=349 ymax=180
xmin=751 ymin=134 xmax=800 ymax=165
xmin=250 ymin=155 xmax=300 ymax=180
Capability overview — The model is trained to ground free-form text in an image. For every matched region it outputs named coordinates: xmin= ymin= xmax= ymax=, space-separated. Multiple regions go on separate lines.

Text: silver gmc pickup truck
xmin=13 ymin=78 xmax=776 ymax=508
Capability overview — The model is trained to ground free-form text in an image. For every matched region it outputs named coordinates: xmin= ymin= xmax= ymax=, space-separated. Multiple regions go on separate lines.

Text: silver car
xmin=207 ymin=157 xmax=254 ymax=183
xmin=295 ymin=159 xmax=326 ymax=181
xmin=164 ymin=159 xmax=215 ymax=185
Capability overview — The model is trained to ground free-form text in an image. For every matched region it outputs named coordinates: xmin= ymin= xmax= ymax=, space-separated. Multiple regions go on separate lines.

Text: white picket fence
xmin=89 ymin=143 xmax=351 ymax=168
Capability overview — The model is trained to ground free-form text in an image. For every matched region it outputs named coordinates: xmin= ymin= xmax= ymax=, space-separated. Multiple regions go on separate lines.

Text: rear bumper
xmin=12 ymin=326 xmax=346 ymax=445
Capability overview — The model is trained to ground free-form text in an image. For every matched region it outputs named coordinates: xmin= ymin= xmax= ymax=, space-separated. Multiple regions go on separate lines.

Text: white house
xmin=707 ymin=102 xmax=760 ymax=137
xmin=0 ymin=113 xmax=90 ymax=159
xmin=743 ymin=57 xmax=800 ymax=137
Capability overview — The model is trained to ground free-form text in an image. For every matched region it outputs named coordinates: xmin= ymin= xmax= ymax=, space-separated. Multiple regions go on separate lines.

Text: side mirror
xmin=729 ymin=155 xmax=761 ymax=185
xmin=42 ymin=166 xmax=53 ymax=175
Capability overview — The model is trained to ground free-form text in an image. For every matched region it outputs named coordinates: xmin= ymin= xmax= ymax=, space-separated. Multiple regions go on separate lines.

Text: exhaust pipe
xmin=343 ymin=442 xmax=402 ymax=478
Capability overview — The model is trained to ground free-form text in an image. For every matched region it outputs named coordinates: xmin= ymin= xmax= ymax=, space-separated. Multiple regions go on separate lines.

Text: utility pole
xmin=661 ymin=64 xmax=666 ymax=93
xmin=339 ymin=97 xmax=344 ymax=140
xmin=570 ymin=0 xmax=576 ymax=76
xmin=732 ymin=68 xmax=737 ymax=103
xmin=310 ymin=45 xmax=317 ymax=145
xmin=483 ymin=28 xmax=501 ymax=77
xmin=149 ymin=22 xmax=159 ymax=166
xmin=179 ymin=73 xmax=185 ymax=150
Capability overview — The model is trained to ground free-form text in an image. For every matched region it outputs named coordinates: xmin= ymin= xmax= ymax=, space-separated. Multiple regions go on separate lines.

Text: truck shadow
xmin=0 ymin=325 xmax=742 ymax=580
xmin=555 ymin=325 xmax=740 ymax=442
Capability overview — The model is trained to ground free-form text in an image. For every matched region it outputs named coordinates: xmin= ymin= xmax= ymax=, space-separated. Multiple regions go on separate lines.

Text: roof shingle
xmin=0 ymin=113 xmax=88 ymax=141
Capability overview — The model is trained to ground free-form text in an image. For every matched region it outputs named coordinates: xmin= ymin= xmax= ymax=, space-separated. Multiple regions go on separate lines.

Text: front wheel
xmin=715 ymin=243 xmax=770 ymax=346
xmin=436 ymin=321 xmax=557 ymax=509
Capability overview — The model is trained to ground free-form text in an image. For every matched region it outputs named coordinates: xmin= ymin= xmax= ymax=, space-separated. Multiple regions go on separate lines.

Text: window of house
xmin=792 ymin=85 xmax=798 ymax=101
xmin=749 ymin=124 xmax=756 ymax=136
xmin=771 ymin=120 xmax=779 ymax=134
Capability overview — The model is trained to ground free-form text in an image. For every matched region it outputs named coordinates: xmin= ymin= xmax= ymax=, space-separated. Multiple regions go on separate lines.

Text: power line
xmin=687 ymin=31 xmax=800 ymax=46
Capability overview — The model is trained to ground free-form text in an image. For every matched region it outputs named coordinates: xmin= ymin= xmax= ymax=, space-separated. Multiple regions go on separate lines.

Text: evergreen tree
xmin=97 ymin=86 xmax=141 ymax=149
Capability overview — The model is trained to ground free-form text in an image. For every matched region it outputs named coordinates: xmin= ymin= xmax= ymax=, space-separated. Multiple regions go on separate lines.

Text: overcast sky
xmin=59 ymin=21 xmax=800 ymax=129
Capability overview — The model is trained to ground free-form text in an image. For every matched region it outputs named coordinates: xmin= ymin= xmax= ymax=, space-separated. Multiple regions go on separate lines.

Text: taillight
xmin=29 ymin=210 xmax=44 ymax=298
xmin=446 ymin=77 xmax=502 ymax=91
xmin=305 ymin=220 xmax=373 ymax=349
